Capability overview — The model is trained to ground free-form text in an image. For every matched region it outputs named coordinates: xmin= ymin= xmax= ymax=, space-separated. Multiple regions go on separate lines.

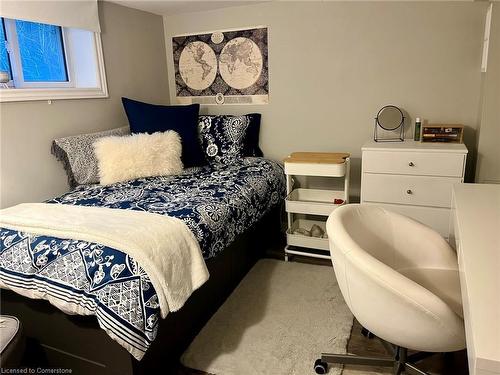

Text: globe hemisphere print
xmin=219 ymin=37 xmax=263 ymax=90
xmin=179 ymin=41 xmax=217 ymax=91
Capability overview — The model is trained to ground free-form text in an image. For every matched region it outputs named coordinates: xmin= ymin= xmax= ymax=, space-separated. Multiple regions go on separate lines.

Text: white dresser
xmin=361 ymin=140 xmax=468 ymax=237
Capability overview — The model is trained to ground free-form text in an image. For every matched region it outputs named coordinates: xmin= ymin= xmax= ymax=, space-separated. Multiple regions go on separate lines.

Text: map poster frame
xmin=172 ymin=26 xmax=269 ymax=105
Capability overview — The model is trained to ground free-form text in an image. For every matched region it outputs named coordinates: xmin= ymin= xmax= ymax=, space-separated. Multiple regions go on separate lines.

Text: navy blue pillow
xmin=243 ymin=113 xmax=263 ymax=157
xmin=122 ymin=98 xmax=205 ymax=167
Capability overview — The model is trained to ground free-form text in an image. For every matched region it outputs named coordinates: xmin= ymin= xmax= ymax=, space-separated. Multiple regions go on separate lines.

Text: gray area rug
xmin=182 ymin=259 xmax=354 ymax=375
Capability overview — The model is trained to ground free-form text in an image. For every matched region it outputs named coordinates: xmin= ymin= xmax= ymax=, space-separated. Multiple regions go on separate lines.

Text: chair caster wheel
xmin=314 ymin=359 xmax=328 ymax=374
xmin=361 ymin=327 xmax=375 ymax=339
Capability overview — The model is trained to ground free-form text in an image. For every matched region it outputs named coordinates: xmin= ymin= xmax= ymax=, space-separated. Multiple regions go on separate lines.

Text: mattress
xmin=0 ymin=157 xmax=285 ymax=359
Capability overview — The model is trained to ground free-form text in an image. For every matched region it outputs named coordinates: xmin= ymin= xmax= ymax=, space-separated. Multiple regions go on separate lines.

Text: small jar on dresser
xmin=360 ymin=140 xmax=468 ymax=238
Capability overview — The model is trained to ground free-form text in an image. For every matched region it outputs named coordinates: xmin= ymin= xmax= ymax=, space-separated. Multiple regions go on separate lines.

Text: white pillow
xmin=94 ymin=131 xmax=183 ymax=185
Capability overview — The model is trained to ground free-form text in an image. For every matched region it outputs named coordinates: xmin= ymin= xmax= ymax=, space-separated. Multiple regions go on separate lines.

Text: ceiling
xmin=108 ymin=1 xmax=264 ymax=16
xmin=109 ymin=0 xmax=480 ymax=16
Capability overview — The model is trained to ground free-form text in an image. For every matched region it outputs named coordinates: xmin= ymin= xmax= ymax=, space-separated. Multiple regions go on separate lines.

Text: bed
xmin=0 ymin=157 xmax=285 ymax=374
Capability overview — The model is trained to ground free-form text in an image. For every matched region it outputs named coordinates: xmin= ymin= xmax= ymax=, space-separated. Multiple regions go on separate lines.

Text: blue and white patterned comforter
xmin=0 ymin=158 xmax=285 ymax=359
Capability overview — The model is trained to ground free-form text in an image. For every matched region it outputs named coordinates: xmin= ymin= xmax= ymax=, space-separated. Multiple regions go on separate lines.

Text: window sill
xmin=0 ymin=86 xmax=108 ymax=103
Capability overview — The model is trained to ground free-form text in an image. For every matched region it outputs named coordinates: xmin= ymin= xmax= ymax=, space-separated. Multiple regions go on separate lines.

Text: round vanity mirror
xmin=376 ymin=105 xmax=404 ymax=130
xmin=374 ymin=105 xmax=405 ymax=142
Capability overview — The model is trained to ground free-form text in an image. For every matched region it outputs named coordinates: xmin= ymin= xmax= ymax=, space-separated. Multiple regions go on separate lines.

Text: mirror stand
xmin=373 ymin=118 xmax=404 ymax=142
xmin=373 ymin=105 xmax=405 ymax=142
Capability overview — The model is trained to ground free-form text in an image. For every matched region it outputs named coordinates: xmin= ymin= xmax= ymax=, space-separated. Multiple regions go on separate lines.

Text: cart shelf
xmin=285 ymin=188 xmax=346 ymax=216
xmin=286 ymin=219 xmax=330 ymax=251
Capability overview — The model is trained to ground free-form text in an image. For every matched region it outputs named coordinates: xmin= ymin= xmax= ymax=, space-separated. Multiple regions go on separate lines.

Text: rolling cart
xmin=283 ymin=152 xmax=350 ymax=261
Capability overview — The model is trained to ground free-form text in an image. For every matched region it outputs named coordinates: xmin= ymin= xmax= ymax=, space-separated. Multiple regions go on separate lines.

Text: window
xmin=0 ymin=17 xmax=107 ymax=102
xmin=16 ymin=20 xmax=68 ymax=82
xmin=0 ymin=19 xmax=12 ymax=80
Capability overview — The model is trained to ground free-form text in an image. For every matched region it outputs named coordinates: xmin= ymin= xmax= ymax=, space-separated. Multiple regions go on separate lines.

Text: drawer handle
xmin=406 ymin=189 xmax=413 ymax=195
xmin=408 ymin=162 xmax=415 ymax=167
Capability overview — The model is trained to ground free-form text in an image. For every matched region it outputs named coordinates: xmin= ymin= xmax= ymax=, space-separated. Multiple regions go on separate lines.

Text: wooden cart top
xmin=283 ymin=152 xmax=350 ymax=165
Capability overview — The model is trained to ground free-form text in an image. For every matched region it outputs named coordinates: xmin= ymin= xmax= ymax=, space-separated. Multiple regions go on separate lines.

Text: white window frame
xmin=4 ymin=19 xmax=73 ymax=89
xmin=0 ymin=18 xmax=108 ymax=102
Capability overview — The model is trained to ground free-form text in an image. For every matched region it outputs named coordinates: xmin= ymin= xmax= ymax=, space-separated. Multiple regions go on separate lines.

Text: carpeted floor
xmin=181 ymin=259 xmax=353 ymax=375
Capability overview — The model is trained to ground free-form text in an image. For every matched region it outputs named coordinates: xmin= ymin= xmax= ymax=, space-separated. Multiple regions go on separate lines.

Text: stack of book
xmin=421 ymin=124 xmax=464 ymax=143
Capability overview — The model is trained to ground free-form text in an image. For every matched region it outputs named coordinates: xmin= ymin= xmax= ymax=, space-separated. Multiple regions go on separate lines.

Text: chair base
xmin=314 ymin=330 xmax=435 ymax=375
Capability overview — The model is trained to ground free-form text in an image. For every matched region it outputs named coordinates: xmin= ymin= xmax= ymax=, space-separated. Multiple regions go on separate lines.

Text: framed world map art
xmin=172 ymin=26 xmax=269 ymax=105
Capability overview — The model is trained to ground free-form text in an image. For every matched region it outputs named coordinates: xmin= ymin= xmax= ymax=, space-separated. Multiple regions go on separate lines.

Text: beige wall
xmin=164 ymin=1 xmax=487 ymax=199
xmin=0 ymin=1 xmax=489 ymax=207
xmin=476 ymin=4 xmax=500 ymax=184
xmin=0 ymin=1 xmax=169 ymax=208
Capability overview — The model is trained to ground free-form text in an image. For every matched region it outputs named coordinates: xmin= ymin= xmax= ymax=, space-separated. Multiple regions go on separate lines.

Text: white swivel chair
xmin=314 ymin=204 xmax=465 ymax=375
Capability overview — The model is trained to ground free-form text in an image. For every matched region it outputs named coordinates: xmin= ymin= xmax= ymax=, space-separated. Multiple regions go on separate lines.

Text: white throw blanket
xmin=0 ymin=203 xmax=209 ymax=318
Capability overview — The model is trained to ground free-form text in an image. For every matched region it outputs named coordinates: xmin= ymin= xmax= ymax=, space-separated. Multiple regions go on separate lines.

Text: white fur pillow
xmin=94 ymin=131 xmax=183 ymax=185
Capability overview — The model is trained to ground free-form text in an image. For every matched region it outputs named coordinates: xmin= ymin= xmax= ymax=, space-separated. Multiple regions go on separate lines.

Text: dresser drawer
xmin=362 ymin=202 xmax=451 ymax=237
xmin=362 ymin=151 xmax=465 ymax=177
xmin=361 ymin=174 xmax=461 ymax=208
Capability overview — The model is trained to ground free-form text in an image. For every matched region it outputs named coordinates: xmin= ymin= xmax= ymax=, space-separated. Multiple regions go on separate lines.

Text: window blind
xmin=0 ymin=0 xmax=100 ymax=32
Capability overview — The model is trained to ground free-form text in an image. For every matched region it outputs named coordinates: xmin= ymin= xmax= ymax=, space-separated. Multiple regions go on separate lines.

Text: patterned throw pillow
xmin=198 ymin=114 xmax=262 ymax=165
xmin=52 ymin=126 xmax=129 ymax=188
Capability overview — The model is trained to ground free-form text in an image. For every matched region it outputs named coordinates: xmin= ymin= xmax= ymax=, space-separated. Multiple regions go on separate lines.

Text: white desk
xmin=451 ymin=184 xmax=500 ymax=375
